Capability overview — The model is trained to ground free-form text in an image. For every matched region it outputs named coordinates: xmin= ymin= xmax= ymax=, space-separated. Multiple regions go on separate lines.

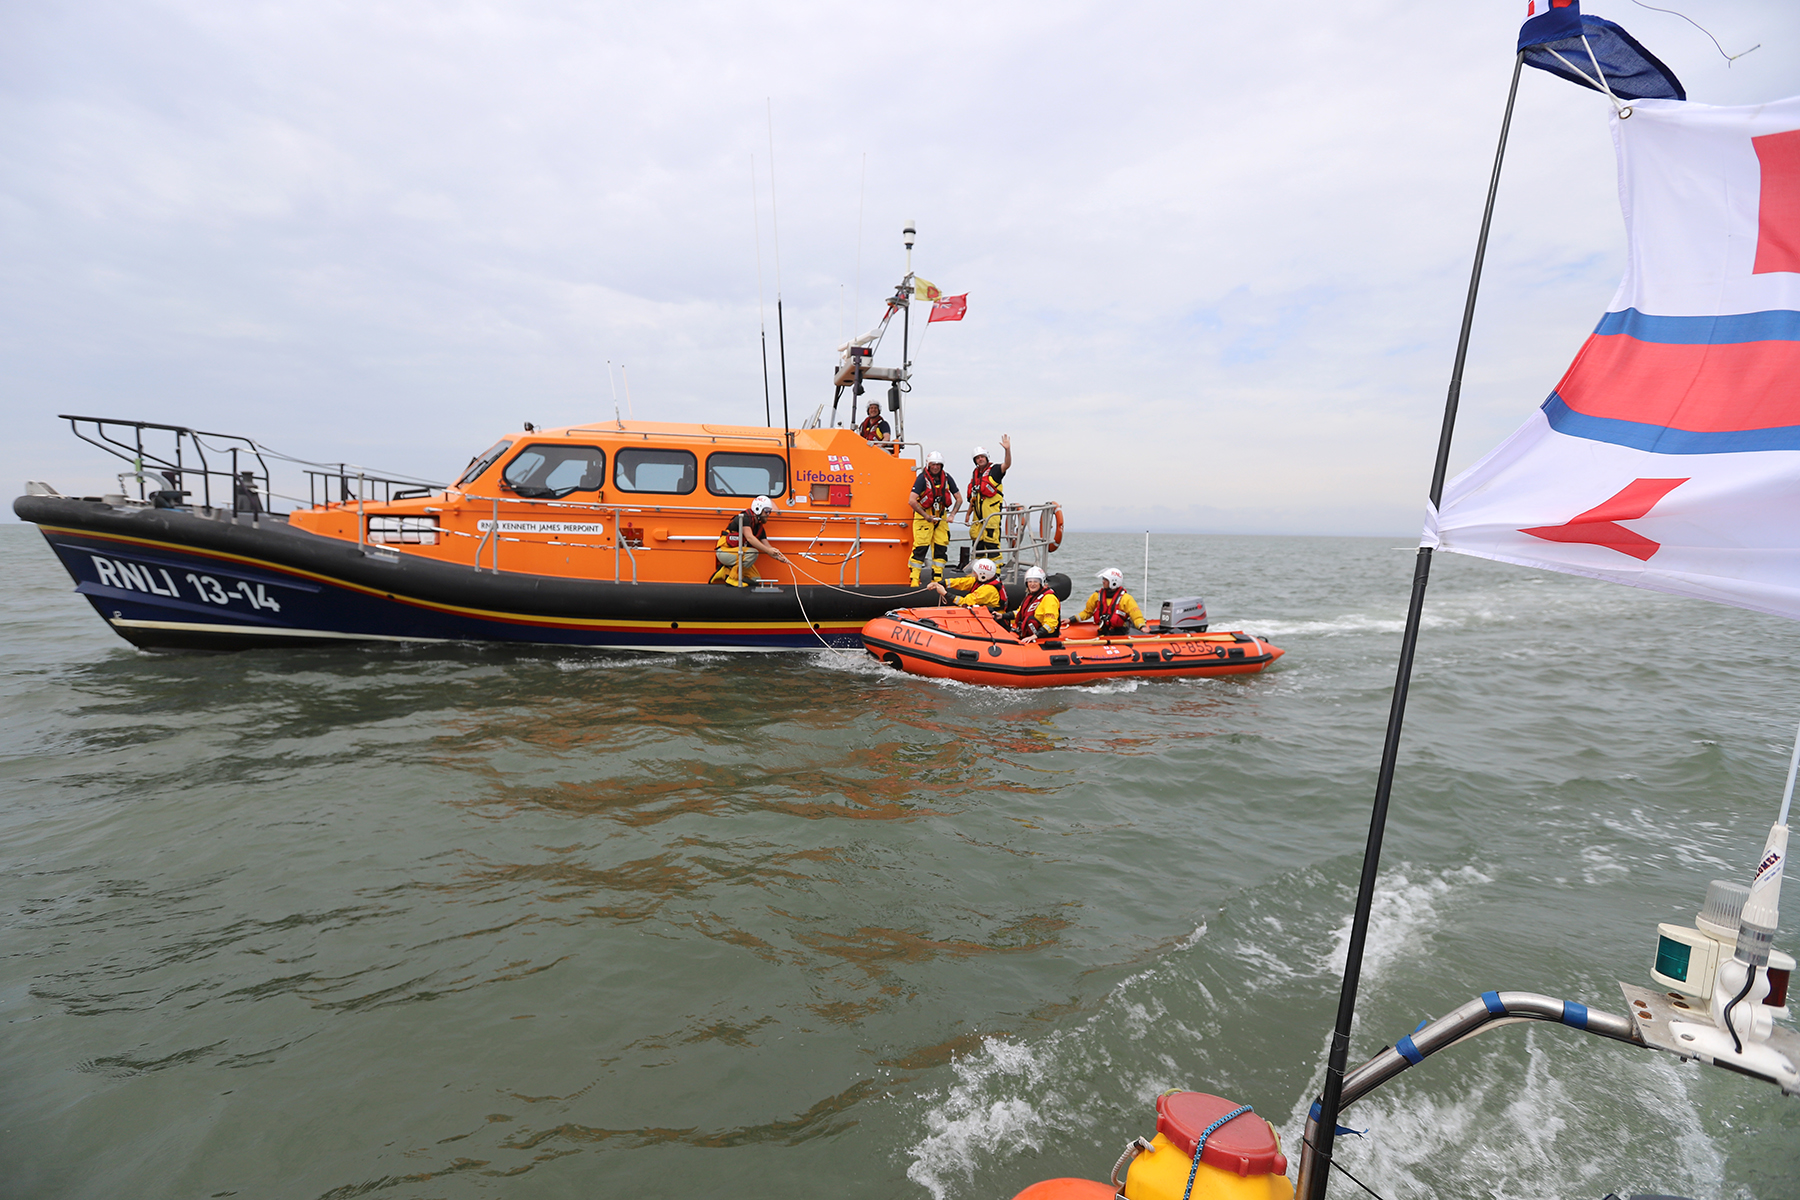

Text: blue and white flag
xmin=1519 ymin=1 xmax=1685 ymax=102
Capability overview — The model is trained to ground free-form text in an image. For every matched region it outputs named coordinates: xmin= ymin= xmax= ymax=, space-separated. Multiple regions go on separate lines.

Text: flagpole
xmin=1301 ymin=51 xmax=1526 ymax=1200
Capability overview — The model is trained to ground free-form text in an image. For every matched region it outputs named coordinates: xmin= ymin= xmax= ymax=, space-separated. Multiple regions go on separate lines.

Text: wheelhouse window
xmin=614 ymin=447 xmax=697 ymax=495
xmin=705 ymin=452 xmax=787 ymax=498
xmin=501 ymin=444 xmax=607 ymax=498
xmin=456 ymin=439 xmax=513 ymax=487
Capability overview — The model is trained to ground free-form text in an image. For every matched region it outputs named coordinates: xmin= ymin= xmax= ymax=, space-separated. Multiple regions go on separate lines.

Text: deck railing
xmin=63 ymin=414 xmax=275 ymax=513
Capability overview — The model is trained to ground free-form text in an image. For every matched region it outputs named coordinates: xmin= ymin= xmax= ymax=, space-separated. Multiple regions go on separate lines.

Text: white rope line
xmin=1578 ymin=32 xmax=1627 ymax=112
xmin=788 ymin=578 xmax=860 ymax=658
xmin=1544 ymin=42 xmax=1629 ymax=116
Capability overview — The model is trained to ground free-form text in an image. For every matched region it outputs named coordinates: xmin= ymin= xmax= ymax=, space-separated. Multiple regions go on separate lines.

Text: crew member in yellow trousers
xmin=709 ymin=495 xmax=788 ymax=587
xmin=965 ymin=435 xmax=1011 ymax=559
xmin=908 ymin=451 xmax=959 ymax=586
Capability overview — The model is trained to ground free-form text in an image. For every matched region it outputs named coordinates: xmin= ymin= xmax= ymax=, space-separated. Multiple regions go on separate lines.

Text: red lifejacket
xmin=1093 ymin=586 xmax=1127 ymax=631
xmin=1018 ymin=589 xmax=1054 ymax=634
xmin=916 ymin=469 xmax=955 ymax=515
xmin=859 ymin=415 xmax=887 ymax=441
xmin=966 ymin=465 xmax=1001 ymax=505
xmin=721 ymin=512 xmax=766 ymax=548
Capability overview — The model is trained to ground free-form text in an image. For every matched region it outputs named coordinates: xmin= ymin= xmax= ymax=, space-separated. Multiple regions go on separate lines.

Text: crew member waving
xmin=908 ymin=451 xmax=959 ymax=586
xmin=1076 ymin=568 xmax=1146 ymax=635
xmin=965 ymin=435 xmax=1011 ymax=558
xmin=710 ymin=495 xmax=788 ymax=587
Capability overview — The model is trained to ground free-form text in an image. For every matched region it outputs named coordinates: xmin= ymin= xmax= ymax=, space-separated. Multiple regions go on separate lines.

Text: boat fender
xmin=1009 ymin=1180 xmax=1113 ymax=1200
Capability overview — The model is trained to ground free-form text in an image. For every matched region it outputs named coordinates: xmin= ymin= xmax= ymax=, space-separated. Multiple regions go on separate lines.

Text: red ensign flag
xmin=928 ymin=294 xmax=967 ymax=323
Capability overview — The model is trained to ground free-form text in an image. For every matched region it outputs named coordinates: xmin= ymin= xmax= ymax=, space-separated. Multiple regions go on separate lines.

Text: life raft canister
xmin=1123 ymin=1093 xmax=1291 ymax=1200
xmin=1009 ymin=1091 xmax=1292 ymax=1200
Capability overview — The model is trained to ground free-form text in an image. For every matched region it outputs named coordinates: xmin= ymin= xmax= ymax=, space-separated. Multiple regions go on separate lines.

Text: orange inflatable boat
xmin=861 ymin=604 xmax=1283 ymax=687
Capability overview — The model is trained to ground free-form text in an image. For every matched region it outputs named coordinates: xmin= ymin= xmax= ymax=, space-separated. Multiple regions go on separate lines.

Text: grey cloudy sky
xmin=4 ymin=1 xmax=1796 ymax=534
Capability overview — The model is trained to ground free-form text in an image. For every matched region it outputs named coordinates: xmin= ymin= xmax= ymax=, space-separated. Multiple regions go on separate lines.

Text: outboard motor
xmin=1159 ymin=596 xmax=1208 ymax=633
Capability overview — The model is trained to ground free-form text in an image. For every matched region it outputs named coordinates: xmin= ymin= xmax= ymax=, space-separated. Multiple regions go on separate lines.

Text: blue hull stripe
xmin=1542 ymin=393 xmax=1800 ymax=454
xmin=1594 ymin=308 xmax=1800 ymax=344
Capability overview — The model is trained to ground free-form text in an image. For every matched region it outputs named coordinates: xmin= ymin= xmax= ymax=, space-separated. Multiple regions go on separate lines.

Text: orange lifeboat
xmin=861 ymin=605 xmax=1283 ymax=687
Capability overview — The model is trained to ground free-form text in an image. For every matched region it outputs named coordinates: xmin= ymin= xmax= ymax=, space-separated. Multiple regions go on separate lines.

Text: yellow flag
xmin=913 ymin=277 xmax=942 ymax=303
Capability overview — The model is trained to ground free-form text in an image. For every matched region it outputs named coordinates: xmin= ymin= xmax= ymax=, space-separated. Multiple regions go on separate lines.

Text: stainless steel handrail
xmin=1293 ymin=991 xmax=1642 ymax=1198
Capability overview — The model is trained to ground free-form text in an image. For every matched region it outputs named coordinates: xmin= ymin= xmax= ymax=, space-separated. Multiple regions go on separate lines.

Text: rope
xmin=786 ymin=570 xmax=859 ymax=658
xmin=1299 ymin=1131 xmax=1392 ymax=1200
xmin=784 ymin=559 xmax=940 ymax=657
xmin=1178 ymin=1105 xmax=1253 ymax=1200
xmin=1626 ymin=0 xmax=1759 ymax=64
xmin=1542 ymin=42 xmax=1630 ymax=117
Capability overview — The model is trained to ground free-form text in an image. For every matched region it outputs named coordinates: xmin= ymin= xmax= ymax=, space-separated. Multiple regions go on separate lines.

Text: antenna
xmin=898 ymin=220 xmax=916 ymax=445
xmin=622 ymin=364 xmax=634 ymax=419
xmin=1780 ymin=715 xmax=1799 ymax=828
xmin=767 ymin=99 xmax=791 ymax=489
xmin=751 ymin=156 xmax=772 ymax=426
xmin=855 ymin=152 xmax=867 ymax=341
xmin=608 ymin=359 xmax=622 ymax=430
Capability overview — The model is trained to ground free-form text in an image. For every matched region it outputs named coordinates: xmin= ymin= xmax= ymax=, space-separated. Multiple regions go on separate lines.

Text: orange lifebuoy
xmin=1046 ymin=503 xmax=1064 ymax=553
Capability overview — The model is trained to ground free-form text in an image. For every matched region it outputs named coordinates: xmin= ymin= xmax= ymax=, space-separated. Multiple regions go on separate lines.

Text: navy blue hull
xmin=16 ymin=496 xmax=925 ymax=652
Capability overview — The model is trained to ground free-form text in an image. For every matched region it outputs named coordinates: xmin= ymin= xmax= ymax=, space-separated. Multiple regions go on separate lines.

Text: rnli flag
xmin=928 ymin=294 xmax=967 ymax=323
xmin=1427 ymin=96 xmax=1800 ymax=621
xmin=914 ymin=277 xmax=943 ymax=304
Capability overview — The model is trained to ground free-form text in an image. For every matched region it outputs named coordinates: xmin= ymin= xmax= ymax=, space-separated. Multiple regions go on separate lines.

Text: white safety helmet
xmin=926 ymin=450 xmax=943 ymax=465
xmin=750 ymin=495 xmax=776 ymax=515
xmin=971 ymin=446 xmax=988 ymax=461
xmin=1024 ymin=566 xmax=1046 ymax=585
xmin=973 ymin=558 xmax=997 ymax=582
xmin=1097 ymin=567 xmax=1124 ymax=589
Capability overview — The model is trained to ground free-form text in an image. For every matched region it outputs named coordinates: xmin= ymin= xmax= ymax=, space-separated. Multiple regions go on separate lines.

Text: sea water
xmin=1 ymin=523 xmax=1796 ymax=1200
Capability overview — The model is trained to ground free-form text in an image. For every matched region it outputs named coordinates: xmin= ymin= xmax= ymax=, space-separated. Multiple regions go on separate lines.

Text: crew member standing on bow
xmin=931 ymin=558 xmax=1007 ymax=610
xmin=857 ymin=400 xmax=891 ymax=444
xmin=908 ymin=451 xmax=959 ymax=587
xmin=1076 ymin=568 xmax=1147 ymax=635
xmin=965 ymin=435 xmax=1011 ymax=559
xmin=710 ymin=494 xmax=788 ymax=587
xmin=1011 ymin=566 xmax=1060 ymax=641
